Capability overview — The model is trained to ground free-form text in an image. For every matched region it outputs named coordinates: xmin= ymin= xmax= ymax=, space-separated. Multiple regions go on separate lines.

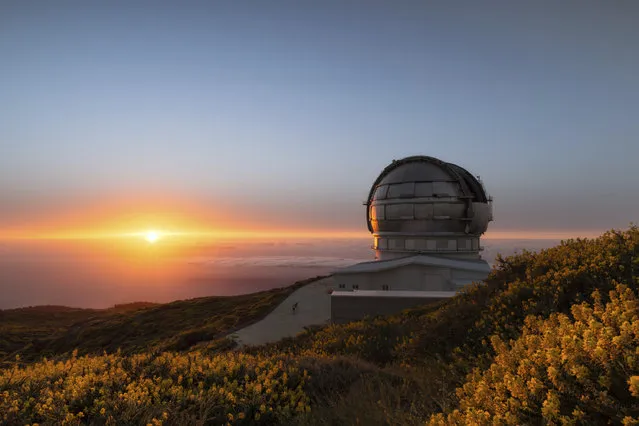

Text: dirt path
xmin=229 ymin=276 xmax=334 ymax=347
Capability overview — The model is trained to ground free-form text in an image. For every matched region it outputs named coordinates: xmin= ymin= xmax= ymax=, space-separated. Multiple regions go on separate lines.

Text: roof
xmin=331 ymin=290 xmax=456 ymax=298
xmin=333 ymin=254 xmax=491 ymax=275
xmin=366 ymin=155 xmax=488 ymax=233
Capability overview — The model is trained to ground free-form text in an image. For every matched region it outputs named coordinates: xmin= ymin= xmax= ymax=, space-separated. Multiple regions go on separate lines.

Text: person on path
xmin=292 ymin=302 xmax=299 ymax=314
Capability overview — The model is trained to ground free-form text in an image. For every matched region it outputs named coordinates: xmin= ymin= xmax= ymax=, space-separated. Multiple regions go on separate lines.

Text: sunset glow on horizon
xmin=0 ymin=222 xmax=607 ymax=242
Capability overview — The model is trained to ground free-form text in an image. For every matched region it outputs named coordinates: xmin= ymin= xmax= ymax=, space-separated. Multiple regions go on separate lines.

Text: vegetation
xmin=1 ymin=351 xmax=311 ymax=425
xmin=0 ymin=277 xmax=321 ymax=363
xmin=0 ymin=303 xmax=158 ymax=361
xmin=430 ymin=284 xmax=639 ymax=425
xmin=1 ymin=228 xmax=638 ymax=425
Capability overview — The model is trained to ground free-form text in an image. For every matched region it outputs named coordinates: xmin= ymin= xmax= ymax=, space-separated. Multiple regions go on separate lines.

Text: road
xmin=229 ymin=276 xmax=334 ymax=347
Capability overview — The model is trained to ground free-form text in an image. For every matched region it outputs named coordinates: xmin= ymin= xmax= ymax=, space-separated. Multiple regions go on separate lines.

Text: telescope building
xmin=331 ymin=155 xmax=493 ymax=323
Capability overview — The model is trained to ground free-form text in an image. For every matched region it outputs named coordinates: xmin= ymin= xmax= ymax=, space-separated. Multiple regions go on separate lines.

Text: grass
xmin=0 ymin=304 xmax=152 ymax=362
xmin=0 ymin=276 xmax=325 ymax=363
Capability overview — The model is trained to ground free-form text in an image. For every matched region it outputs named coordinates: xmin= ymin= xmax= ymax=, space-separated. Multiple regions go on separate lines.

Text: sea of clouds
xmin=0 ymin=237 xmax=561 ymax=309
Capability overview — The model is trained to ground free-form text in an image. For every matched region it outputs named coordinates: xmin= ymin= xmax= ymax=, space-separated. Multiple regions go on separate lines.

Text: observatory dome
xmin=366 ymin=156 xmax=493 ymax=260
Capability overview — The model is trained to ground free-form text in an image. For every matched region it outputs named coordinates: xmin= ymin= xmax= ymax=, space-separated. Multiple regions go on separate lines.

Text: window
xmin=382 ymin=285 xmax=390 ymax=291
xmin=436 ymin=239 xmax=449 ymax=250
xmin=386 ymin=204 xmax=414 ymax=219
xmin=387 ymin=182 xmax=415 ymax=198
xmin=338 ymin=284 xmax=346 ymax=289
xmin=389 ymin=239 xmax=405 ymax=250
xmin=377 ymin=238 xmax=388 ymax=249
xmin=406 ymin=239 xmax=426 ymax=250
xmin=458 ymin=239 xmax=471 ymax=250
xmin=352 ymin=284 xmax=359 ymax=290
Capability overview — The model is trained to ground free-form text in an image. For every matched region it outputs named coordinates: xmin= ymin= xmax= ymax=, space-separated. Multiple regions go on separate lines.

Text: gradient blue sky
xmin=1 ymin=0 xmax=637 ymax=235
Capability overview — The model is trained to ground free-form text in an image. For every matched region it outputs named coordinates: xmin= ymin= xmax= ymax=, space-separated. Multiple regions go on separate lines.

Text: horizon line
xmin=0 ymin=228 xmax=609 ymax=241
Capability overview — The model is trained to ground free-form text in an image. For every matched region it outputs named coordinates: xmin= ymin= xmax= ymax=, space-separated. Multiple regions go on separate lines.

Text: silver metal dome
xmin=366 ymin=156 xmax=493 ymax=260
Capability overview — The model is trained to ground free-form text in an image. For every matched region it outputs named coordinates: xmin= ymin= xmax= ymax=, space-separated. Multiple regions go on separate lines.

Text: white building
xmin=331 ymin=155 xmax=493 ymax=323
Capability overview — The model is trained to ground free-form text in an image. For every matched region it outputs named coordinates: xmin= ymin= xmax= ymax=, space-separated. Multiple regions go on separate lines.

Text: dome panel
xmin=379 ymin=160 xmax=452 ymax=184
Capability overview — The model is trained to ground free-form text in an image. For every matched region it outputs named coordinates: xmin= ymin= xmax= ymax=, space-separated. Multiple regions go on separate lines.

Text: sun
xmin=145 ymin=231 xmax=160 ymax=243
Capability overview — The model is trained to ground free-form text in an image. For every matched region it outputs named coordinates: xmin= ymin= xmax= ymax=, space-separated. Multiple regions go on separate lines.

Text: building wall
xmin=334 ymin=264 xmax=456 ymax=292
xmin=334 ymin=262 xmax=490 ymax=293
xmin=373 ymin=235 xmax=483 ymax=261
xmin=331 ymin=294 xmax=449 ymax=323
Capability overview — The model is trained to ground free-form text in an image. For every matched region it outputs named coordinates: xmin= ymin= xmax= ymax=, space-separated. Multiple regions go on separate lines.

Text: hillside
xmin=0 ymin=276 xmax=322 ymax=363
xmin=1 ymin=227 xmax=637 ymax=425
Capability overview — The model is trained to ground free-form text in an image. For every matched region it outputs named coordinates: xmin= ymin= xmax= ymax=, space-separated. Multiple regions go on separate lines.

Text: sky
xmin=1 ymin=0 xmax=638 ymax=239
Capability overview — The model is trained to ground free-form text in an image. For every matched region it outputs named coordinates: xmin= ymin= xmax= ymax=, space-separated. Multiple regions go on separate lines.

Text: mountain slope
xmin=1 ymin=276 xmax=324 ymax=363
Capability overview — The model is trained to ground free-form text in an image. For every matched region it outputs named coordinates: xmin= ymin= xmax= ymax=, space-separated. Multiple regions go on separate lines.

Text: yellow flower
xmin=629 ymin=376 xmax=639 ymax=397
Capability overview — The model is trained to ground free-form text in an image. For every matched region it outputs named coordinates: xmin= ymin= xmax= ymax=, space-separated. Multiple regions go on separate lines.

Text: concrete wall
xmin=334 ymin=263 xmax=490 ymax=293
xmin=331 ymin=294 xmax=449 ymax=323
xmin=335 ymin=264 xmax=456 ymax=292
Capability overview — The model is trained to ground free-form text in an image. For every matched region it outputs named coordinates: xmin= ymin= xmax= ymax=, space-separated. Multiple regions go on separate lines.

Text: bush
xmin=431 ymin=284 xmax=639 ymax=425
xmin=0 ymin=351 xmax=310 ymax=425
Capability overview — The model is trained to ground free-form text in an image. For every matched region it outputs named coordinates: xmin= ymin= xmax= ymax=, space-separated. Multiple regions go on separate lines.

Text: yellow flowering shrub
xmin=430 ymin=283 xmax=639 ymax=424
xmin=402 ymin=227 xmax=639 ymax=365
xmin=0 ymin=351 xmax=310 ymax=425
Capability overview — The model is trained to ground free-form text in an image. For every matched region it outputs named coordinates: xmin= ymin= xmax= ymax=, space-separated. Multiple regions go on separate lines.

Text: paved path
xmin=229 ymin=276 xmax=334 ymax=347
